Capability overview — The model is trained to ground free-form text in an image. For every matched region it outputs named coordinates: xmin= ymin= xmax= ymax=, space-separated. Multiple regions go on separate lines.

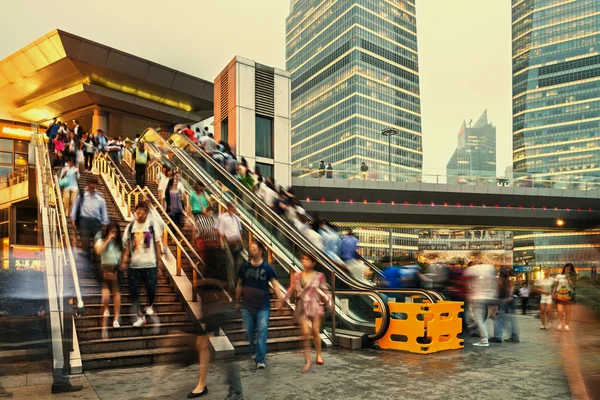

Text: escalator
xmin=135 ymin=128 xmax=443 ymax=345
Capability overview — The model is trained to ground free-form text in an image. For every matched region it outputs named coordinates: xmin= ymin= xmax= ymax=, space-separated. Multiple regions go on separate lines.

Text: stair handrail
xmin=93 ymin=152 xmax=221 ymax=302
xmin=34 ymin=134 xmax=84 ymax=309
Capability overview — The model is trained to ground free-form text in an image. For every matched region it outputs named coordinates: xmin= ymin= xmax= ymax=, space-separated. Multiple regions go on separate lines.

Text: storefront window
xmin=14 ymin=141 xmax=28 ymax=153
xmin=0 ymin=139 xmax=12 ymax=152
xmin=14 ymin=154 xmax=27 ymax=166
xmin=0 ymin=153 xmax=11 ymax=164
xmin=256 ymin=116 xmax=273 ymax=158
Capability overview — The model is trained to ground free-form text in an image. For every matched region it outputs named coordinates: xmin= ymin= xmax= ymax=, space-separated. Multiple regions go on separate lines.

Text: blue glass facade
xmin=512 ymin=0 xmax=600 ymax=186
xmin=287 ymin=0 xmax=423 ymax=180
xmin=512 ymin=0 xmax=600 ymax=272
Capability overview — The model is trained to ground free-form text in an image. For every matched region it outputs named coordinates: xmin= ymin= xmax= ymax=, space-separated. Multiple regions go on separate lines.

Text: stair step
xmin=225 ymin=325 xmax=301 ymax=342
xmin=81 ymin=346 xmax=191 ymax=370
xmin=76 ymin=312 xmax=190 ymax=327
xmin=79 ymin=332 xmax=193 ymax=353
xmin=77 ymin=322 xmax=197 ymax=341
xmin=79 ymin=277 xmax=170 ymax=285
xmin=231 ymin=336 xmax=304 ymax=353
xmin=222 ymin=316 xmax=296 ymax=331
xmin=81 ymin=284 xmax=173 ymax=295
xmin=83 ymin=302 xmax=184 ymax=315
xmin=82 ymin=293 xmax=178 ymax=304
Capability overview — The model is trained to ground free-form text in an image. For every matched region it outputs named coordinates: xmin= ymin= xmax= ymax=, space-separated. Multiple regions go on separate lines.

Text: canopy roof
xmin=0 ymin=30 xmax=213 ymax=125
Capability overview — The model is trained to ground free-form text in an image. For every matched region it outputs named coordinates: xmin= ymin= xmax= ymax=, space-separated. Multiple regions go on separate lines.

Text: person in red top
xmin=181 ymin=125 xmax=196 ymax=143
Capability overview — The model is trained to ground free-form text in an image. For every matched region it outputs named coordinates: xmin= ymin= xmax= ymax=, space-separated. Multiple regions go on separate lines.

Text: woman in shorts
xmin=94 ymin=221 xmax=124 ymax=338
xmin=536 ymin=270 xmax=554 ymax=329
xmin=553 ymin=263 xmax=577 ymax=331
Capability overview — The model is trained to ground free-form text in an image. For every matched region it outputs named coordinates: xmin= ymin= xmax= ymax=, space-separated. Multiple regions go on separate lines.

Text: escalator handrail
xmin=161 ymin=132 xmax=380 ymax=292
xmin=142 ymin=130 xmax=440 ymax=305
xmin=34 ymin=134 xmax=84 ymax=309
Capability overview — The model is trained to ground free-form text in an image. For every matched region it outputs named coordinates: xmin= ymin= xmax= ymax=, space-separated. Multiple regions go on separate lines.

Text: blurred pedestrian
xmin=326 ymin=163 xmax=333 ymax=179
xmin=94 ymin=222 xmax=123 ymax=338
xmin=134 ymin=142 xmax=149 ymax=188
xmin=72 ymin=120 xmax=84 ymax=138
xmin=360 ymin=162 xmax=368 ymax=180
xmin=490 ymin=273 xmax=520 ymax=343
xmin=236 ymin=241 xmax=284 ymax=369
xmin=106 ymin=136 xmax=121 ymax=165
xmin=318 ymin=160 xmax=325 ymax=178
xmin=279 ymin=253 xmax=331 ymax=372
xmin=157 ymin=165 xmax=172 ymax=208
xmin=46 ymin=117 xmax=60 ymax=153
xmin=190 ymin=181 xmax=211 ymax=216
xmin=536 ymin=270 xmax=554 ymax=329
xmin=121 ymin=202 xmax=162 ymax=327
xmin=465 ymin=262 xmax=497 ymax=347
xmin=82 ymin=134 xmax=95 ymax=172
xmin=71 ymin=176 xmax=108 ymax=259
xmin=95 ymin=129 xmax=107 ymax=153
xmin=553 ymin=263 xmax=577 ymax=331
xmin=519 ymin=283 xmax=530 ymax=315
xmin=165 ymin=172 xmax=186 ymax=227
xmin=216 ymin=203 xmax=244 ymax=285
xmin=341 ymin=230 xmax=366 ymax=282
xmin=59 ymin=158 xmax=80 ymax=217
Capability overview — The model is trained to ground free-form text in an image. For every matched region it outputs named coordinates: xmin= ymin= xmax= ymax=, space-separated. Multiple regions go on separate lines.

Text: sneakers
xmin=488 ymin=337 xmax=503 ymax=343
xmin=103 ymin=309 xmax=110 ymax=318
xmin=505 ymin=337 xmax=520 ymax=343
xmin=225 ymin=391 xmax=244 ymax=400
xmin=540 ymin=325 xmax=546 ymax=330
xmin=473 ymin=340 xmax=489 ymax=347
xmin=557 ymin=324 xmax=563 ymax=331
xmin=565 ymin=325 xmax=570 ymax=331
xmin=113 ymin=320 xmax=120 ymax=328
xmin=146 ymin=306 xmax=154 ymax=316
xmin=256 ymin=362 xmax=266 ymax=369
xmin=133 ymin=316 xmax=146 ymax=327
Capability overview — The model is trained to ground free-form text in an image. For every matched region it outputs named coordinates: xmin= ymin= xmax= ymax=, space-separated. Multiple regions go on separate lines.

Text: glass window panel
xmin=0 ymin=139 xmax=12 ymax=152
xmin=0 ymin=153 xmax=12 ymax=164
xmin=14 ymin=141 xmax=28 ymax=153
xmin=221 ymin=118 xmax=228 ymax=144
xmin=14 ymin=154 xmax=27 ymax=166
xmin=256 ymin=162 xmax=274 ymax=180
xmin=255 ymin=116 xmax=273 ymax=158
xmin=0 ymin=166 xmax=12 ymax=176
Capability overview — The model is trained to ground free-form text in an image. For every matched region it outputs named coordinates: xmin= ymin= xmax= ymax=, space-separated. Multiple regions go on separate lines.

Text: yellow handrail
xmin=93 ymin=152 xmax=209 ymax=302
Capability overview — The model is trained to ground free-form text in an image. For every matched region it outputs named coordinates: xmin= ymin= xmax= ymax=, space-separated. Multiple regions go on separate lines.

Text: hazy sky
xmin=0 ymin=0 xmax=512 ymax=176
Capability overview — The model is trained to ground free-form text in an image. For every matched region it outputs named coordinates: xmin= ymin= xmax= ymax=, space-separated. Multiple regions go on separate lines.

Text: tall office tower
xmin=512 ymin=0 xmax=600 ymax=273
xmin=512 ymin=0 xmax=600 ymax=184
xmin=287 ymin=0 xmax=423 ymax=181
xmin=446 ymin=110 xmax=497 ymax=184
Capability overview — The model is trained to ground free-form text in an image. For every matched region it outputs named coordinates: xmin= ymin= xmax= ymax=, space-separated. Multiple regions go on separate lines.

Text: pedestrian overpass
xmin=291 ymin=176 xmax=600 ymax=231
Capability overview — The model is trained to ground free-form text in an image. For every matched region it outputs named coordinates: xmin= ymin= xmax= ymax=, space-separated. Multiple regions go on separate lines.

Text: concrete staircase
xmin=69 ymin=171 xmax=196 ymax=370
xmin=117 ymin=159 xmax=305 ymax=355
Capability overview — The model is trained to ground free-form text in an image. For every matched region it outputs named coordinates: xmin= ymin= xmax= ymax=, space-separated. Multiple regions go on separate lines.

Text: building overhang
xmin=0 ymin=29 xmax=213 ymax=125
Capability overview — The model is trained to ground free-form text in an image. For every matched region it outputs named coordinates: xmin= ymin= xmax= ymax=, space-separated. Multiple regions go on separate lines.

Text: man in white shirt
xmin=465 ymin=263 xmax=498 ymax=347
xmin=121 ymin=202 xmax=163 ymax=327
xmin=216 ymin=203 xmax=244 ymax=285
xmin=200 ymin=132 xmax=217 ymax=154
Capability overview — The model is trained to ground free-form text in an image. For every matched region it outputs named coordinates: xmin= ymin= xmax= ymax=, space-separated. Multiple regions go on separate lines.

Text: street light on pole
xmin=381 ymin=127 xmax=398 ymax=181
xmin=381 ymin=127 xmax=398 ymax=266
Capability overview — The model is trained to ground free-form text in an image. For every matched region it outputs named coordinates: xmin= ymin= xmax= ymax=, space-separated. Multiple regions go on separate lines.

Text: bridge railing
xmin=292 ymin=167 xmax=600 ymax=191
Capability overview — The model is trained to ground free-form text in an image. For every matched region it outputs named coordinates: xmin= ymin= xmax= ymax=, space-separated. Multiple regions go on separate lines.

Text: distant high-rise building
xmin=512 ymin=0 xmax=600 ymax=185
xmin=512 ymin=0 xmax=600 ymax=273
xmin=286 ymin=0 xmax=423 ymax=181
xmin=446 ymin=110 xmax=496 ymax=184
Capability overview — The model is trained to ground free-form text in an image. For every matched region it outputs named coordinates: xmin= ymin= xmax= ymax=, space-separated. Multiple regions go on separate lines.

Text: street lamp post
xmin=381 ymin=127 xmax=398 ymax=181
xmin=381 ymin=127 xmax=398 ymax=265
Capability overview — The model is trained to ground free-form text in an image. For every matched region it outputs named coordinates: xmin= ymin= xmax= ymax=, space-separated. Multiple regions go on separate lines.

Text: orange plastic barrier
xmin=374 ymin=300 xmax=464 ymax=354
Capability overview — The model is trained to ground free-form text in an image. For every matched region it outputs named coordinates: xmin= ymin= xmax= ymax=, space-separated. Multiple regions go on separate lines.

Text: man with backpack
xmin=121 ymin=202 xmax=163 ymax=327
xmin=71 ymin=176 xmax=109 ymax=259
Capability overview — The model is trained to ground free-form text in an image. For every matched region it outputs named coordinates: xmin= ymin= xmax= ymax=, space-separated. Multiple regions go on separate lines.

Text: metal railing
xmin=292 ymin=167 xmax=600 ymax=190
xmin=93 ymin=152 xmax=210 ymax=302
xmin=33 ymin=133 xmax=83 ymax=373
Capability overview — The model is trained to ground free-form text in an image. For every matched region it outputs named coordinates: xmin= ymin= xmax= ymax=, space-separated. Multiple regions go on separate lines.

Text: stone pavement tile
xmin=4 ymin=378 xmax=98 ymax=400
xmin=0 ymin=374 xmax=26 ymax=388
xmin=87 ymin=372 xmax=171 ymax=400
xmin=26 ymin=372 xmax=54 ymax=386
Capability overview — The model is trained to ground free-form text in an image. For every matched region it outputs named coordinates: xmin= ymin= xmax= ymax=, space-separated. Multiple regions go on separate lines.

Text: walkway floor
xmin=2 ymin=310 xmax=597 ymax=400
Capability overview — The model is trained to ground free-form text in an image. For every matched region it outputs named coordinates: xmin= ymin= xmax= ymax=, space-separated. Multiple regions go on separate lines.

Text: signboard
xmin=514 ymin=265 xmax=532 ymax=273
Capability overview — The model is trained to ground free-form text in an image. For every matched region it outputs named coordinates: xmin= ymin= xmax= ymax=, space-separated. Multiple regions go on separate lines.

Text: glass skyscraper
xmin=287 ymin=0 xmax=423 ymax=181
xmin=512 ymin=0 xmax=600 ymax=273
xmin=512 ymin=0 xmax=600 ymax=186
xmin=446 ymin=110 xmax=497 ymax=184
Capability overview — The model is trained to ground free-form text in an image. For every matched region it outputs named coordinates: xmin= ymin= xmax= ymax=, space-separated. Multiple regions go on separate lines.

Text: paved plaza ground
xmin=1 ymin=309 xmax=598 ymax=400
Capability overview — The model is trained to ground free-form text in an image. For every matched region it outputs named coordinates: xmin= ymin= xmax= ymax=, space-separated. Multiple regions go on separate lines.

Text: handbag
xmin=101 ymin=264 xmax=118 ymax=282
xmin=59 ymin=176 xmax=69 ymax=188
